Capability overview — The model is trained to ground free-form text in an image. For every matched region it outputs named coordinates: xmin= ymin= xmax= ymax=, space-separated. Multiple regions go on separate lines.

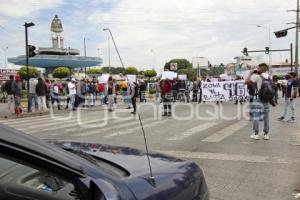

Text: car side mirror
xmin=90 ymin=179 xmax=120 ymax=200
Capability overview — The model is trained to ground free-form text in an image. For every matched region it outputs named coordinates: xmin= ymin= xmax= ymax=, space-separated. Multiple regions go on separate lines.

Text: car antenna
xmin=103 ymin=28 xmax=156 ymax=187
xmin=138 ymin=113 xmax=156 ymax=187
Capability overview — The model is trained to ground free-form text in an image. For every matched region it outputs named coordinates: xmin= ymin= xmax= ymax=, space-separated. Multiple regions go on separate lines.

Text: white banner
xmin=202 ymin=81 xmax=249 ymax=102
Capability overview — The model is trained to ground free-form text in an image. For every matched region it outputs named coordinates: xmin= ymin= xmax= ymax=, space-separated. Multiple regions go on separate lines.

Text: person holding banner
xmin=107 ymin=76 xmax=115 ymax=112
xmin=159 ymin=78 xmax=173 ymax=116
xmin=245 ymin=63 xmax=271 ymax=140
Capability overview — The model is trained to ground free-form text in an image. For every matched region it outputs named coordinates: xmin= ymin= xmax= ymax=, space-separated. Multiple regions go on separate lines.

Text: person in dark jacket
xmin=14 ymin=75 xmax=22 ymax=115
xmin=36 ymin=78 xmax=48 ymax=112
xmin=130 ymin=82 xmax=139 ymax=114
xmin=4 ymin=75 xmax=15 ymax=113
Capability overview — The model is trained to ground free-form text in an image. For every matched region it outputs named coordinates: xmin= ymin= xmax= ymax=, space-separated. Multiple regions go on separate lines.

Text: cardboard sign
xmin=126 ymin=74 xmax=137 ymax=83
xmin=98 ymin=74 xmax=110 ymax=83
xmin=178 ymin=74 xmax=187 ymax=80
xmin=162 ymin=71 xmax=177 ymax=80
xmin=170 ymin=63 xmax=178 ymax=71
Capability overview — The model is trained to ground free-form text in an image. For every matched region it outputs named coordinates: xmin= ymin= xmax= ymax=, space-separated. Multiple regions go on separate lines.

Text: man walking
xmin=36 ymin=78 xmax=48 ymax=112
xmin=28 ymin=77 xmax=38 ymax=112
xmin=277 ymin=72 xmax=298 ymax=123
xmin=68 ymin=78 xmax=77 ymax=111
xmin=245 ymin=63 xmax=272 ymax=140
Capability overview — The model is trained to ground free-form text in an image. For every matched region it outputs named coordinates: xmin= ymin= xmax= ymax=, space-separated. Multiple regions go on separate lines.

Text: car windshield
xmin=0 ymin=1 xmax=299 ymax=199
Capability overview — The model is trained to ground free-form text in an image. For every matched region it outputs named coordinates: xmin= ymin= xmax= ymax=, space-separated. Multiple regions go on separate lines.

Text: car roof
xmin=0 ymin=124 xmax=86 ymax=174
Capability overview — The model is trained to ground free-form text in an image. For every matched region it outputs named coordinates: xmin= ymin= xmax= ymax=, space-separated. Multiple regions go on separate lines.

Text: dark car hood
xmin=50 ymin=141 xmax=188 ymax=176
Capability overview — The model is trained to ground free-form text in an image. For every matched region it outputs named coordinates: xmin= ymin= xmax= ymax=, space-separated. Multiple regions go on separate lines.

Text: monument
xmin=8 ymin=15 xmax=102 ymax=70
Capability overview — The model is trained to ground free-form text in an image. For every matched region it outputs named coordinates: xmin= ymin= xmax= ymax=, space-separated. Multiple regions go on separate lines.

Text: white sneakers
xmin=250 ymin=134 xmax=270 ymax=140
xmin=250 ymin=134 xmax=260 ymax=140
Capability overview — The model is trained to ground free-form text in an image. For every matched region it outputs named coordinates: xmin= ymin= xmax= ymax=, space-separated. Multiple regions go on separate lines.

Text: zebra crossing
xmin=0 ymin=113 xmax=251 ymax=143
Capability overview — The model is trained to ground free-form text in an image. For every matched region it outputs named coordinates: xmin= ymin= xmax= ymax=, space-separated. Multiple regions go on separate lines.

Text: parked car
xmin=0 ymin=125 xmax=209 ymax=200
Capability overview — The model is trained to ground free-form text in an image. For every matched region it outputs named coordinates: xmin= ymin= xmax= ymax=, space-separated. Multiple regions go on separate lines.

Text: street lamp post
xmin=103 ymin=28 xmax=125 ymax=73
xmin=24 ymin=22 xmax=34 ymax=111
xmin=150 ymin=49 xmax=155 ymax=70
xmin=83 ymin=37 xmax=88 ymax=75
xmin=2 ymin=46 xmax=8 ymax=68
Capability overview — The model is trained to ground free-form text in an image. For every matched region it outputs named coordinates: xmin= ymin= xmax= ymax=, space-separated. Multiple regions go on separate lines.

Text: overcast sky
xmin=0 ymin=0 xmax=297 ymax=71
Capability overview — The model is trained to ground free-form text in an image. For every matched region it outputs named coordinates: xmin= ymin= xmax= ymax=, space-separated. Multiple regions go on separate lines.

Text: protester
xmin=172 ymin=79 xmax=178 ymax=102
xmin=28 ymin=77 xmax=38 ymax=112
xmin=45 ymin=79 xmax=52 ymax=109
xmin=107 ymin=76 xmax=115 ymax=112
xmin=139 ymin=80 xmax=147 ymax=103
xmin=4 ymin=75 xmax=15 ymax=113
xmin=14 ymin=75 xmax=22 ymax=115
xmin=277 ymin=72 xmax=298 ymax=123
xmin=130 ymin=81 xmax=138 ymax=114
xmin=36 ymin=78 xmax=48 ymax=112
xmin=68 ymin=78 xmax=77 ymax=111
xmin=160 ymin=78 xmax=173 ymax=116
xmin=245 ymin=63 xmax=272 ymax=140
xmin=51 ymin=80 xmax=61 ymax=110
xmin=192 ymin=80 xmax=199 ymax=102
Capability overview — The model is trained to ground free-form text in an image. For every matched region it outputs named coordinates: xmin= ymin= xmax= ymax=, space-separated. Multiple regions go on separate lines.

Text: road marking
xmin=1 ymin=116 xmax=52 ymax=125
xmin=71 ymin=118 xmax=154 ymax=137
xmin=202 ymin=121 xmax=249 ymax=143
xmin=158 ymin=150 xmax=294 ymax=164
xmin=168 ymin=122 xmax=218 ymax=141
xmin=104 ymin=120 xmax=166 ymax=138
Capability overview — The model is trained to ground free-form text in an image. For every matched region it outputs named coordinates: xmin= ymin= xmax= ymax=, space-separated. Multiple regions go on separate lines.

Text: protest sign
xmin=202 ymin=81 xmax=249 ymax=102
xmin=178 ymin=74 xmax=187 ymax=80
xmin=162 ymin=71 xmax=176 ymax=80
xmin=98 ymin=74 xmax=110 ymax=83
xmin=126 ymin=74 xmax=137 ymax=83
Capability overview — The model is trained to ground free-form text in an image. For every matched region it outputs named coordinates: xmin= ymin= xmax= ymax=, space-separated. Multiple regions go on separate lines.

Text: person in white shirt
xmin=68 ymin=78 xmax=77 ymax=111
xmin=245 ymin=63 xmax=271 ymax=140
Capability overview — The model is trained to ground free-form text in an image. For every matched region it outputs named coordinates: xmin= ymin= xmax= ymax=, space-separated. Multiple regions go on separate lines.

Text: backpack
xmin=258 ymin=76 xmax=276 ymax=103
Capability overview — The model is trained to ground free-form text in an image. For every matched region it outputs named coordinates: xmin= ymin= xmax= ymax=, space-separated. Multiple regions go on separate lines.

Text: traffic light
xmin=28 ymin=45 xmax=36 ymax=57
xmin=243 ymin=48 xmax=248 ymax=56
xmin=265 ymin=47 xmax=270 ymax=54
xmin=274 ymin=30 xmax=288 ymax=38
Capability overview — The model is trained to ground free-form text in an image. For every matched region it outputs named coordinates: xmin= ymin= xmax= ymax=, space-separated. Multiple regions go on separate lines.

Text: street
xmin=1 ymin=99 xmax=299 ymax=200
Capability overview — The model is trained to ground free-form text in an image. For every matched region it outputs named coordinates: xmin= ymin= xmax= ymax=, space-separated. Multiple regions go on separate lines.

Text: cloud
xmin=86 ymin=0 xmax=294 ymax=70
xmin=0 ymin=0 xmax=64 ymax=18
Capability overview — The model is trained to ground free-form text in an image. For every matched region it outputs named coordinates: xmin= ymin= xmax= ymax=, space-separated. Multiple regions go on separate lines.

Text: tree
xmin=144 ymin=69 xmax=157 ymax=78
xmin=125 ymin=66 xmax=138 ymax=75
xmin=53 ymin=67 xmax=71 ymax=79
xmin=18 ymin=66 xmax=39 ymax=80
xmin=164 ymin=58 xmax=192 ymax=71
xmin=86 ymin=68 xmax=102 ymax=74
xmin=177 ymin=68 xmax=197 ymax=81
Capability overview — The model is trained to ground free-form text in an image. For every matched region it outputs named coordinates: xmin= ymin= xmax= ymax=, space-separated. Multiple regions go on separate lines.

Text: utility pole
xmin=296 ymin=0 xmax=299 ymax=77
xmin=83 ymin=37 xmax=87 ymax=74
xmin=108 ymin=38 xmax=111 ymax=74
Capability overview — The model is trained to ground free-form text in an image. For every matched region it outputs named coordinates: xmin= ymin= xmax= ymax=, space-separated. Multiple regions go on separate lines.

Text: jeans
xmin=252 ymin=99 xmax=269 ymax=134
xmin=162 ymin=94 xmax=172 ymax=114
xmin=282 ymin=98 xmax=295 ymax=119
xmin=108 ymin=94 xmax=115 ymax=111
xmin=28 ymin=93 xmax=38 ymax=112
xmin=51 ymin=93 xmax=61 ymax=110
xmin=68 ymin=94 xmax=76 ymax=111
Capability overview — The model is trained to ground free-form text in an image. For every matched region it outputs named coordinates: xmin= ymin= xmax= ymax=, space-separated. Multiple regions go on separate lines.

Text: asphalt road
xmin=1 ymin=99 xmax=300 ymax=200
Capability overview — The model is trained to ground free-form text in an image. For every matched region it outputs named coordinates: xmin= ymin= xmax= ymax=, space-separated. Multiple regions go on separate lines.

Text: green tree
xmin=86 ymin=68 xmax=102 ymax=74
xmin=18 ymin=66 xmax=39 ymax=80
xmin=113 ymin=67 xmax=125 ymax=74
xmin=164 ymin=58 xmax=192 ymax=71
xmin=53 ymin=67 xmax=71 ymax=79
xmin=177 ymin=68 xmax=197 ymax=81
xmin=144 ymin=69 xmax=157 ymax=78
xmin=125 ymin=66 xmax=138 ymax=75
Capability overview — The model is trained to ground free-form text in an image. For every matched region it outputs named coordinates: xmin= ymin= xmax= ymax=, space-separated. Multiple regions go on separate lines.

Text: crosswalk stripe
xmin=71 ymin=118 xmax=155 ymax=137
xmin=168 ymin=122 xmax=218 ymax=141
xmin=27 ymin=116 xmax=126 ymax=134
xmin=0 ymin=116 xmax=52 ymax=125
xmin=104 ymin=120 xmax=166 ymax=138
xmin=202 ymin=120 xmax=249 ymax=142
